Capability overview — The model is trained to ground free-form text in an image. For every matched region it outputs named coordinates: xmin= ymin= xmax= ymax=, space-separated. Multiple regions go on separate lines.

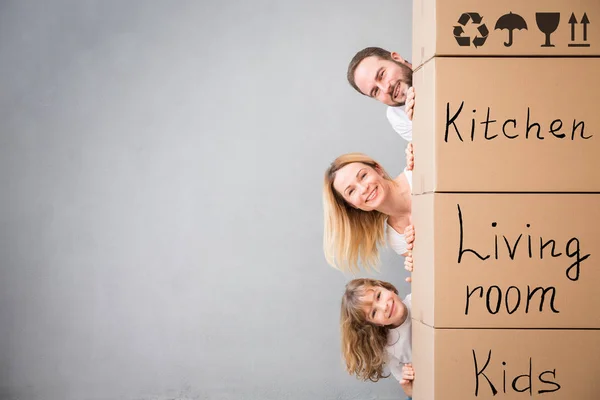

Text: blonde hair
xmin=323 ymin=153 xmax=395 ymax=273
xmin=340 ymin=278 xmax=398 ymax=382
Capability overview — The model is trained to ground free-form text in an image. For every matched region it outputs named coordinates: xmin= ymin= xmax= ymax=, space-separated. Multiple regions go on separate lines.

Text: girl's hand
xmin=400 ymin=363 xmax=415 ymax=397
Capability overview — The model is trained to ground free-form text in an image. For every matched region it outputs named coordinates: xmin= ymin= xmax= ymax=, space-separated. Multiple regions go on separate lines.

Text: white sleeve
xmin=386 ymin=106 xmax=413 ymax=142
xmin=387 ymin=355 xmax=404 ymax=383
xmin=403 ymin=168 xmax=413 ymax=192
xmin=386 ymin=225 xmax=408 ymax=256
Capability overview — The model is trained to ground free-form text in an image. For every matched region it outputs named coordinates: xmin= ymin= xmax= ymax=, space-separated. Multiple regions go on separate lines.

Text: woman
xmin=323 ymin=145 xmax=414 ymax=273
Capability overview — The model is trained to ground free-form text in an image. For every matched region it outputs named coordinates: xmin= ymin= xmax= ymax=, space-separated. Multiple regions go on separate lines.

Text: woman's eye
xmin=377 ymin=292 xmax=381 ymax=300
xmin=372 ymin=310 xmax=376 ymax=318
xmin=361 ymin=173 xmax=367 ymax=180
xmin=349 ymin=189 xmax=354 ymax=195
xmin=380 ymin=70 xmax=384 ymax=78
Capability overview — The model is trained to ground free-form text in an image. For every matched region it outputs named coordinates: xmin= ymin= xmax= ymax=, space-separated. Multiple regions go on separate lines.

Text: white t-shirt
xmin=386 ymin=105 xmax=412 ymax=142
xmin=386 ymin=294 xmax=412 ymax=383
xmin=386 ymin=168 xmax=413 ymax=255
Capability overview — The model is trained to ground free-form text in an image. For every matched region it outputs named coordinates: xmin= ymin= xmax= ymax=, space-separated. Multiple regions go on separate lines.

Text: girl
xmin=323 ymin=146 xmax=415 ymax=273
xmin=340 ymin=277 xmax=415 ymax=398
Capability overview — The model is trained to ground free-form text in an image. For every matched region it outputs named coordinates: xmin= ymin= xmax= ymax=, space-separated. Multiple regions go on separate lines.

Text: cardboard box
xmin=411 ymin=193 xmax=600 ymax=328
xmin=412 ymin=320 xmax=600 ymax=399
xmin=413 ymin=0 xmax=600 ymax=67
xmin=411 ymin=58 xmax=600 ymax=194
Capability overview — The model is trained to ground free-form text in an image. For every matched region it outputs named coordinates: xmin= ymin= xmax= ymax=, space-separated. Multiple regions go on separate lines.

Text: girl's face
xmin=332 ymin=162 xmax=387 ymax=211
xmin=361 ymin=286 xmax=407 ymax=328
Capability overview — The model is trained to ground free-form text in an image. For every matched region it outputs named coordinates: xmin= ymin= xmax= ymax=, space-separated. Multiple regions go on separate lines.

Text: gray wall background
xmin=0 ymin=1 xmax=413 ymax=399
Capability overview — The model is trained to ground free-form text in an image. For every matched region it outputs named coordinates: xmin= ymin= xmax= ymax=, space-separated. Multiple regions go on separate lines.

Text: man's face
xmin=353 ymin=52 xmax=413 ymax=107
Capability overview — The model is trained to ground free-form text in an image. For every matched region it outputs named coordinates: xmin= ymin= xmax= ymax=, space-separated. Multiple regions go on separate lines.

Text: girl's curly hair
xmin=340 ymin=278 xmax=398 ymax=382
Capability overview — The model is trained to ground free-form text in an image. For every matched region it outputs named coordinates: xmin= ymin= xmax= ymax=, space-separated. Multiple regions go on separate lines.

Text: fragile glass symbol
xmin=536 ymin=12 xmax=560 ymax=47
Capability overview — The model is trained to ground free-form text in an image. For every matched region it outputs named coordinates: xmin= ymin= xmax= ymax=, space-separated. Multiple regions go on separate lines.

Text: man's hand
xmin=405 ymin=143 xmax=414 ymax=171
xmin=405 ymin=86 xmax=415 ymax=121
xmin=400 ymin=363 xmax=415 ymax=397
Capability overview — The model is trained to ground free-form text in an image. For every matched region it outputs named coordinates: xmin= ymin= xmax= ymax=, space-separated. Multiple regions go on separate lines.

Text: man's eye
xmin=377 ymin=292 xmax=381 ymax=300
xmin=380 ymin=70 xmax=384 ymax=78
xmin=373 ymin=89 xmax=379 ymax=97
xmin=372 ymin=310 xmax=376 ymax=318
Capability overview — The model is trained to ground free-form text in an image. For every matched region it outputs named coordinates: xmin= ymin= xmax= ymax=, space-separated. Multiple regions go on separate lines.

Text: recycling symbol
xmin=454 ymin=12 xmax=489 ymax=48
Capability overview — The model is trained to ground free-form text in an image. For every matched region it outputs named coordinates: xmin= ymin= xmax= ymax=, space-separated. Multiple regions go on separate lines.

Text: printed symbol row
xmin=453 ymin=11 xmax=591 ymax=48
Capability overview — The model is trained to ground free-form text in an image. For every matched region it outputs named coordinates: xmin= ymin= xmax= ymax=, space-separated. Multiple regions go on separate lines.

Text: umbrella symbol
xmin=494 ymin=12 xmax=528 ymax=47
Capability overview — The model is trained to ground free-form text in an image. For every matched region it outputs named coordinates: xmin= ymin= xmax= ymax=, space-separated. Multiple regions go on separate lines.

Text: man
xmin=347 ymin=47 xmax=415 ymax=141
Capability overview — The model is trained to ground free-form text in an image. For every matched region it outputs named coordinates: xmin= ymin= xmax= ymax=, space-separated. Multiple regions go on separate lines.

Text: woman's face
xmin=361 ymin=286 xmax=406 ymax=327
xmin=332 ymin=162 xmax=386 ymax=211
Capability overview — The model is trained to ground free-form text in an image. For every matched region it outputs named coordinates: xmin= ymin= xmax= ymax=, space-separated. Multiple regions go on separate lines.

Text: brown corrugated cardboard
xmin=411 ymin=58 xmax=600 ymax=194
xmin=413 ymin=0 xmax=600 ymax=67
xmin=411 ymin=193 xmax=600 ymax=328
xmin=412 ymin=320 xmax=600 ymax=399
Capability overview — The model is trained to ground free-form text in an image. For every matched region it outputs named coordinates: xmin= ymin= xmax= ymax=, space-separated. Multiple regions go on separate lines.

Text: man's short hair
xmin=347 ymin=47 xmax=393 ymax=95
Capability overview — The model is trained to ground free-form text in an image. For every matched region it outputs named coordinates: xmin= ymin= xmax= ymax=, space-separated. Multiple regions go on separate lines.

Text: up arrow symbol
xmin=569 ymin=13 xmax=578 ymax=41
xmin=581 ymin=13 xmax=590 ymax=41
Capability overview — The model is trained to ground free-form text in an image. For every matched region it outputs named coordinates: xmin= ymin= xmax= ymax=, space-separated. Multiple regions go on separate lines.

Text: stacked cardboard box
xmin=411 ymin=1 xmax=600 ymax=398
